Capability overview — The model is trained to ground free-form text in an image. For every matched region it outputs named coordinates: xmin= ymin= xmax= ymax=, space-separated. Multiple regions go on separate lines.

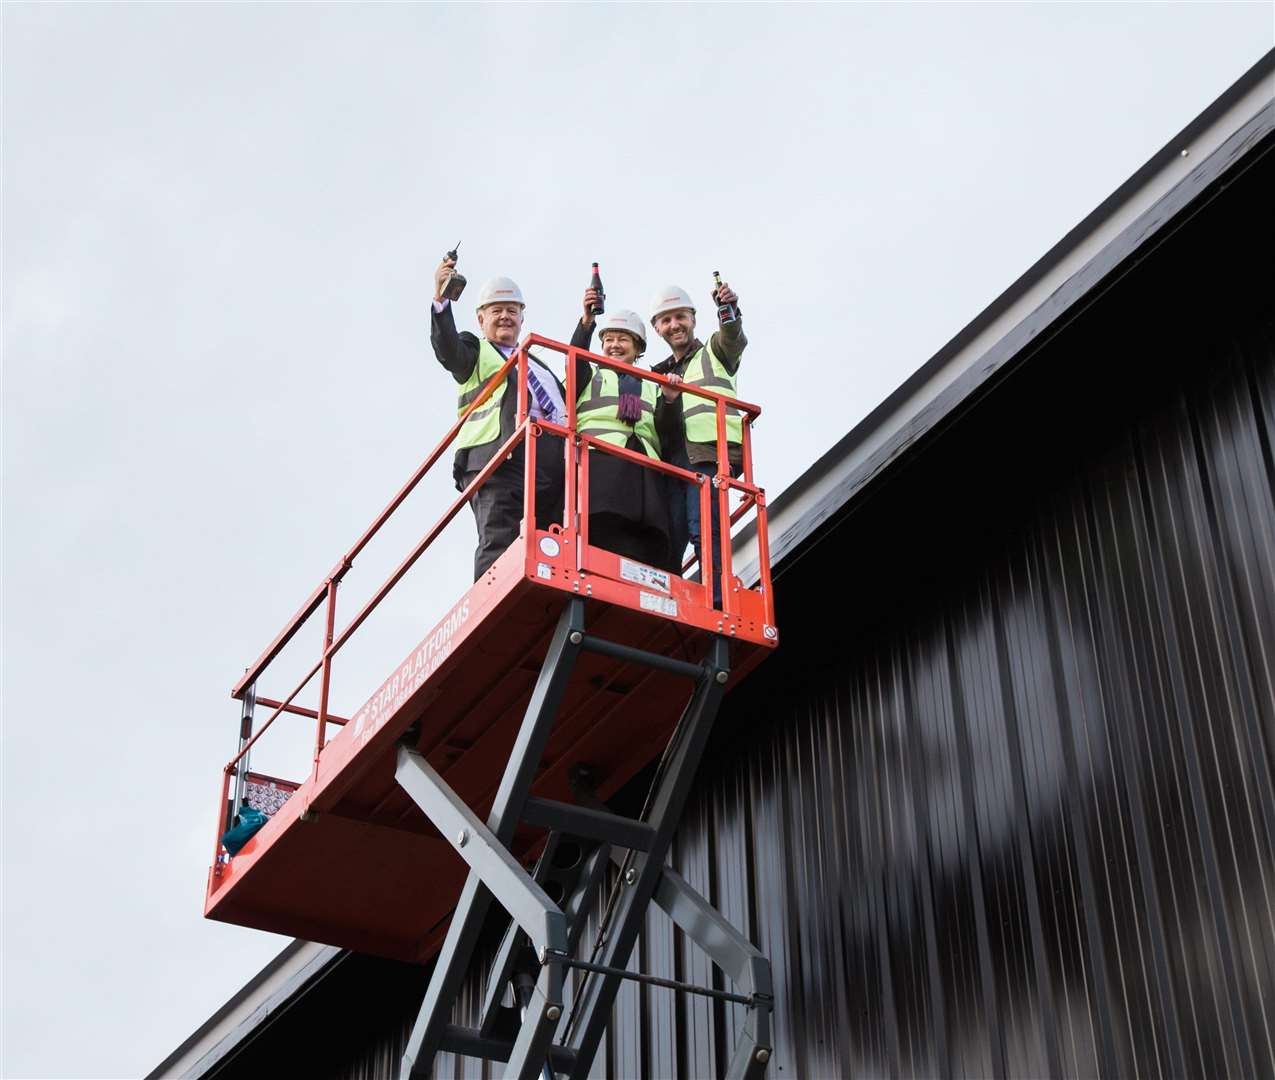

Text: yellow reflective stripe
xmin=456 ymin=340 xmax=511 ymax=449
xmin=579 ymin=396 xmax=655 ymax=414
xmin=683 ymin=403 xmax=740 ymax=417
xmin=457 ymin=342 xmax=509 ymax=411
xmin=576 ymin=365 xmax=662 ymax=456
xmin=682 ymin=342 xmax=742 ymax=444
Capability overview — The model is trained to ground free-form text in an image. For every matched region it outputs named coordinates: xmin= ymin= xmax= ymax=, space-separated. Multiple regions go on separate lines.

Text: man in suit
xmin=431 ymin=260 xmax=566 ymax=579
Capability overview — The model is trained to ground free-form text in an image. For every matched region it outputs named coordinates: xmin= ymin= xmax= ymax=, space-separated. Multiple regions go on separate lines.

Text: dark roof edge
xmin=147 ymin=941 xmax=346 ymax=1078
xmin=736 ymin=48 xmax=1275 ymax=580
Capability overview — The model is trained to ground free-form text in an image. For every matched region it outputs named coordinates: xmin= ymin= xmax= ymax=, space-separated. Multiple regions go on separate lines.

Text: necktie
xmin=526 ymin=364 xmax=558 ymax=423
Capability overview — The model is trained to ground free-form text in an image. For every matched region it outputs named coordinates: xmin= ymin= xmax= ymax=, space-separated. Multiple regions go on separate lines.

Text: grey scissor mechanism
xmin=395 ymin=599 xmax=774 ymax=1080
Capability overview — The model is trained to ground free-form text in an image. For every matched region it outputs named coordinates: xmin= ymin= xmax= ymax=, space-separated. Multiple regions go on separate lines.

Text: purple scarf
xmin=617 ymin=371 xmax=643 ymax=424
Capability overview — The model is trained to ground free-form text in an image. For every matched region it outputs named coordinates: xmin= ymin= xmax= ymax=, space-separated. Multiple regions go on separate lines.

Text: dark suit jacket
xmin=430 ymin=303 xmax=567 ymax=484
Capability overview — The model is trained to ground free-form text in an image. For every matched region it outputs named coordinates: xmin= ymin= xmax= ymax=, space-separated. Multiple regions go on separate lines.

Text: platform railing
xmin=213 ymin=333 xmax=769 ymax=873
xmin=526 ymin=333 xmax=770 ymax=619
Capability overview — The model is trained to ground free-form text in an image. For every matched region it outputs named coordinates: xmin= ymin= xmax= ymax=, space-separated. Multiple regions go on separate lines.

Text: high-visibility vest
xmin=456 ymin=339 xmax=511 ymax=450
xmin=576 ymin=366 xmax=662 ymax=459
xmin=680 ymin=339 xmax=742 ymax=445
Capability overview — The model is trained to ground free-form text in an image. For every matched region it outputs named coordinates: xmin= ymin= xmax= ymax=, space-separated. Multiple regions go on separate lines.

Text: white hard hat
xmin=476 ymin=276 xmax=526 ymax=309
xmin=648 ymin=285 xmax=695 ymax=325
xmin=596 ymin=309 xmax=647 ymax=347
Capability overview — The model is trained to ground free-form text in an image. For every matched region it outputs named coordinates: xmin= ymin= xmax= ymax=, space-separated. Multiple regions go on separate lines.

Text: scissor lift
xmin=204 ymin=334 xmax=778 ymax=1079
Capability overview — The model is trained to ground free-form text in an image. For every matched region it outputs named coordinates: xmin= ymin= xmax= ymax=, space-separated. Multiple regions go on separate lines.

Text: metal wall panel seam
xmin=1036 ymin=511 xmax=1121 ymax=1077
xmin=1080 ymin=460 xmax=1177 ymax=1077
xmin=1135 ymin=408 xmax=1257 ymax=1078
xmin=900 ymin=643 xmax=952 ymax=1079
xmin=942 ymin=619 xmax=1008 ymax=1079
xmin=989 ymin=583 xmax=1065 ymax=1078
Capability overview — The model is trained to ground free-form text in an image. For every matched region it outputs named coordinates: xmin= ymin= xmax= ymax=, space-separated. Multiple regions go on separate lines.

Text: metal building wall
xmin=730 ymin=328 xmax=1275 ymax=1079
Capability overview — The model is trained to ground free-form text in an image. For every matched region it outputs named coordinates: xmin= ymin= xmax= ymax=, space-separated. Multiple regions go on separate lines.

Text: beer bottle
xmin=589 ymin=262 xmax=605 ymax=316
xmin=713 ymin=270 xmax=738 ymax=324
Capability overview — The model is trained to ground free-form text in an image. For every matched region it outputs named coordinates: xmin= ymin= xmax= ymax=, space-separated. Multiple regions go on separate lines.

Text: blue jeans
xmin=686 ymin=460 xmax=740 ymax=607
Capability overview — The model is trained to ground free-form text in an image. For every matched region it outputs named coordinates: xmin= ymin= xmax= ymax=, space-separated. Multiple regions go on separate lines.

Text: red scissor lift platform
xmin=205 ymin=334 xmax=778 ymax=1079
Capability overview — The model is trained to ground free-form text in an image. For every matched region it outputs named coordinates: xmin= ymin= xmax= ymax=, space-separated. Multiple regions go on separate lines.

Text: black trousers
xmin=464 ymin=435 xmax=564 ymax=580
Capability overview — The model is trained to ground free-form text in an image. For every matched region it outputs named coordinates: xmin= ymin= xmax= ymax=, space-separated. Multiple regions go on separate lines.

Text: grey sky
xmin=2 ymin=4 xmax=1269 ymax=1076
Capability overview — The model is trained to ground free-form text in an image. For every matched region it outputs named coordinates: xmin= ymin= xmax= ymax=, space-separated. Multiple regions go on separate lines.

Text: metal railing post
xmin=517 ymin=345 xmax=538 ymax=564
xmin=699 ymin=475 xmax=713 ymax=609
xmin=755 ymin=491 xmax=775 ymax=628
xmin=715 ymin=399 xmax=733 ymax=612
xmin=313 ymin=580 xmax=339 ymax=776
xmin=566 ymin=347 xmax=579 ymax=542
xmin=213 ymin=767 xmax=234 ymax=874
xmin=231 ymin=680 xmax=257 ymax=821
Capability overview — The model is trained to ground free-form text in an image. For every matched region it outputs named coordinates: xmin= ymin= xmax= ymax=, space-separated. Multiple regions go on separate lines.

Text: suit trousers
xmin=464 ymin=434 xmax=564 ymax=580
xmin=686 ymin=458 xmax=741 ymax=608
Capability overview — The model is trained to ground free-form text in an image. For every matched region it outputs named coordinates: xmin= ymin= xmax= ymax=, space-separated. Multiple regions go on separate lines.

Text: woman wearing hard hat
xmin=566 ymin=287 xmax=685 ymax=571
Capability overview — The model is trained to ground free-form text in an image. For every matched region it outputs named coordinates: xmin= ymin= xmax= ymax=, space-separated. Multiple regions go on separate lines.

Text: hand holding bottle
xmin=712 ymin=271 xmax=739 ymax=324
xmin=589 ymin=262 xmax=605 ymax=316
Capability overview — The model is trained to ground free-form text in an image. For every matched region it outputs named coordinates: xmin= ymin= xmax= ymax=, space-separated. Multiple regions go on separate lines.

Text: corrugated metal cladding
xmin=431 ymin=339 xmax=1275 ymax=1080
xmin=198 ymin=130 xmax=1274 ymax=1079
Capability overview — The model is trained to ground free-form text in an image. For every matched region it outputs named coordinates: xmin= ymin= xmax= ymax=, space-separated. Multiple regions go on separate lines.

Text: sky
xmin=2 ymin=4 xmax=1270 ymax=1077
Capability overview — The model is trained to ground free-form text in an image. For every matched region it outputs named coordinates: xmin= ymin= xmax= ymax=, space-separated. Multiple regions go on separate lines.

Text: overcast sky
xmin=2 ymin=4 xmax=1270 ymax=1077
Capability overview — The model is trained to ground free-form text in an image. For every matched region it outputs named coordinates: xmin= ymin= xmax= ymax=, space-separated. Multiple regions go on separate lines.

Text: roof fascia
xmin=146 ymin=941 xmax=345 ymax=1078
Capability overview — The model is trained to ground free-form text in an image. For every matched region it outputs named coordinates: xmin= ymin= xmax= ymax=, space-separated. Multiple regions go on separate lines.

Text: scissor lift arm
xmin=395 ymin=599 xmax=773 ymax=1080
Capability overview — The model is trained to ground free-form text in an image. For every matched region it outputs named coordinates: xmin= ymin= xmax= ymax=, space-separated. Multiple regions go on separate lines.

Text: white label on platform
xmin=640 ymin=591 xmax=678 ymax=618
xmin=620 ymin=559 xmax=670 ymax=593
xmin=536 ymin=562 xmax=553 ymax=580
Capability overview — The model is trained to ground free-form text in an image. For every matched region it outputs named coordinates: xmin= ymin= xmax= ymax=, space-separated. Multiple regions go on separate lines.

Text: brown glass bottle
xmin=589 ymin=262 xmax=605 ymax=316
xmin=712 ymin=270 xmax=738 ymax=324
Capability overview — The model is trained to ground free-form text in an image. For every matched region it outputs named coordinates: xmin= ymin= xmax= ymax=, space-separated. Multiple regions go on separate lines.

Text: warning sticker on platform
xmin=640 ymin=591 xmax=678 ymax=618
xmin=620 ymin=558 xmax=670 ymax=593
xmin=536 ymin=562 xmax=553 ymax=580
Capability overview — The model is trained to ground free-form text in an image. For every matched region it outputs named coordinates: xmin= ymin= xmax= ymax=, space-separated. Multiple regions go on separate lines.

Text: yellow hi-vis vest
xmin=576 ymin=366 xmax=662 ymax=459
xmin=681 ymin=339 xmax=742 ymax=446
xmin=456 ymin=339 xmax=511 ymax=450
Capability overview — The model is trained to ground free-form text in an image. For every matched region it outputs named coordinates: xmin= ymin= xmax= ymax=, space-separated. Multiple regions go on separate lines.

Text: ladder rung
xmin=579 ymin=633 xmax=708 ymax=680
xmin=522 ymin=796 xmax=656 ymax=852
xmin=440 ymin=1024 xmax=578 ymax=1072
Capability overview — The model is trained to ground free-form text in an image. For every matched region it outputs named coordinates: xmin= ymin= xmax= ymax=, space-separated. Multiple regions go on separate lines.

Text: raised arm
xmin=430 ymin=257 xmax=479 ymax=383
xmin=569 ymin=285 xmax=601 ymax=393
